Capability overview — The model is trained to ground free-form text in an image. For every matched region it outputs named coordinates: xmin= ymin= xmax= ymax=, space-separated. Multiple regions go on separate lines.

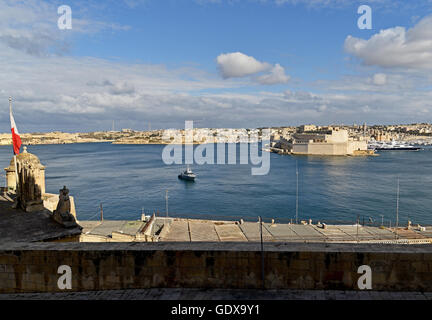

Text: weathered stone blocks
xmin=1 ymin=243 xmax=432 ymax=293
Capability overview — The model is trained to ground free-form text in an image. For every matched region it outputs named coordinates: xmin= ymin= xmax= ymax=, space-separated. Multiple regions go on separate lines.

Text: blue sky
xmin=70 ymin=1 xmax=397 ymax=81
xmin=1 ymin=0 xmax=432 ymax=131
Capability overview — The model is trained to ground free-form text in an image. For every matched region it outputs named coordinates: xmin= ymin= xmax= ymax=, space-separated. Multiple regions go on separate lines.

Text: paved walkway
xmin=81 ymin=218 xmax=432 ymax=244
xmin=1 ymin=288 xmax=431 ymax=300
xmin=160 ymin=219 xmax=432 ymax=243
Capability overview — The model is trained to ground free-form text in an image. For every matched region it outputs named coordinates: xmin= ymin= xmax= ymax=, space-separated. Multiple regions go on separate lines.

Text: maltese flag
xmin=9 ymin=98 xmax=22 ymax=155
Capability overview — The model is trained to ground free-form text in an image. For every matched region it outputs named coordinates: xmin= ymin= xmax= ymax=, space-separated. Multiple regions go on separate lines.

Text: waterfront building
xmin=286 ymin=128 xmax=369 ymax=155
xmin=299 ymin=124 xmax=317 ymax=132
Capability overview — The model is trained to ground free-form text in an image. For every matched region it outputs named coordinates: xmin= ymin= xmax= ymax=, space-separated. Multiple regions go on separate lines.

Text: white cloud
xmin=1 ymin=0 xmax=432 ymax=131
xmin=0 ymin=38 xmax=255 ymax=131
xmin=216 ymin=52 xmax=271 ymax=78
xmin=372 ymin=73 xmax=387 ymax=85
xmin=216 ymin=52 xmax=290 ymax=85
xmin=0 ymin=0 xmax=63 ymax=56
xmin=284 ymin=90 xmax=321 ymax=101
xmin=4 ymin=45 xmax=427 ymax=131
xmin=108 ymin=81 xmax=136 ymax=95
xmin=0 ymin=0 xmax=130 ymax=56
xmin=345 ymin=15 xmax=432 ymax=70
xmin=317 ymin=104 xmax=327 ymax=112
xmin=257 ymin=64 xmax=290 ymax=85
xmin=362 ymin=105 xmax=371 ymax=113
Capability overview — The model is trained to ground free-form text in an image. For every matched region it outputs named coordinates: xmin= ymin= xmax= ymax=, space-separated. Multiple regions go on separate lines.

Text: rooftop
xmin=79 ymin=217 xmax=432 ymax=244
xmin=0 ymin=190 xmax=82 ymax=242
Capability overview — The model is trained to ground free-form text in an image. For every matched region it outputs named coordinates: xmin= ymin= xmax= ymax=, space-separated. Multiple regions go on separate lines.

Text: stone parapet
xmin=0 ymin=242 xmax=432 ymax=293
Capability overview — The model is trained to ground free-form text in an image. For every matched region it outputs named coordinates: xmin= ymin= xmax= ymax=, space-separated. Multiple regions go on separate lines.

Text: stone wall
xmin=347 ymin=140 xmax=368 ymax=154
xmin=293 ymin=142 xmax=349 ymax=155
xmin=1 ymin=242 xmax=432 ymax=293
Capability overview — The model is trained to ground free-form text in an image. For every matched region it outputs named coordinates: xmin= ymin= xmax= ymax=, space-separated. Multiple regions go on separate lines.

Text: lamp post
xmin=396 ymin=178 xmax=400 ymax=228
xmin=165 ymin=190 xmax=169 ymax=217
xmin=296 ymin=161 xmax=298 ymax=224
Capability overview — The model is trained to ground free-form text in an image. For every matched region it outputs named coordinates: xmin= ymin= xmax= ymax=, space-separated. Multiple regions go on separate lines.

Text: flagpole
xmin=13 ymin=155 xmax=18 ymax=191
xmin=296 ymin=160 xmax=298 ymax=225
xmin=9 ymin=97 xmax=19 ymax=191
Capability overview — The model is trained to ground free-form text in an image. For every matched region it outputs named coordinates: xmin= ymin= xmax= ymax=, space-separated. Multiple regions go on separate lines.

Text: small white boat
xmin=178 ymin=166 xmax=196 ymax=181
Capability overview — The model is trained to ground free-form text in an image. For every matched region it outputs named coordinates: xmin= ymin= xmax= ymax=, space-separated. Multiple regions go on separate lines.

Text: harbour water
xmin=0 ymin=142 xmax=431 ymax=225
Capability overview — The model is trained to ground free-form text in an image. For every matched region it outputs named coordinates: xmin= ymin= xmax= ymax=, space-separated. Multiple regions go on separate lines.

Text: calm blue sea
xmin=0 ymin=143 xmax=431 ymax=225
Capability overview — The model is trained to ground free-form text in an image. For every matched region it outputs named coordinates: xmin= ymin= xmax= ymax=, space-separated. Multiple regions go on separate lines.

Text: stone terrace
xmin=0 ymin=192 xmax=82 ymax=242
xmin=79 ymin=217 xmax=432 ymax=244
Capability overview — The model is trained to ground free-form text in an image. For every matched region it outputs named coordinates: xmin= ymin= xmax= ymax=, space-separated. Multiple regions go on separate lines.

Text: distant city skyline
xmin=1 ymin=0 xmax=432 ymax=132
xmin=2 ymin=121 xmax=432 ymax=135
